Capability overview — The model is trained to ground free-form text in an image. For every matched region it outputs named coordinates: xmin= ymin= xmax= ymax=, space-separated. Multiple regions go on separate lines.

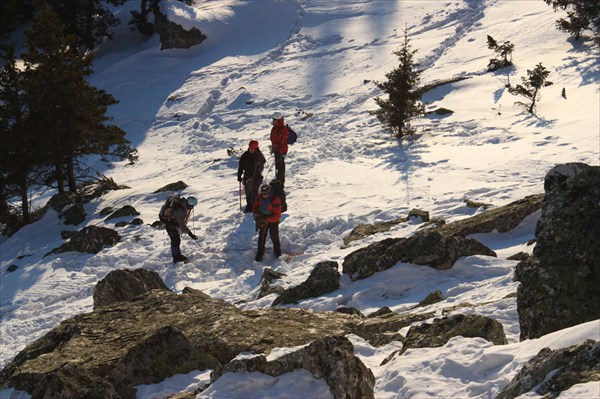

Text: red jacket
xmin=253 ymin=193 xmax=282 ymax=223
xmin=270 ymin=123 xmax=288 ymax=155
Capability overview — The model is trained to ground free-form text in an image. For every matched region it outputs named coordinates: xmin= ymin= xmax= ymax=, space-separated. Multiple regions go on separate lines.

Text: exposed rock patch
xmin=273 ymin=261 xmax=340 ymax=306
xmin=47 ymin=226 xmax=120 ymax=256
xmin=153 ymin=180 xmax=188 ymax=193
xmin=154 ymin=9 xmax=206 ymax=50
xmin=516 ymin=164 xmax=600 ymax=340
xmin=104 ymin=205 xmax=140 ymax=221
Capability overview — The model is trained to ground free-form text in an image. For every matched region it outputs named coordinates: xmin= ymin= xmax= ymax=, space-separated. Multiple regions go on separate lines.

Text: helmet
xmin=260 ymin=184 xmax=271 ymax=195
xmin=272 ymin=112 xmax=283 ymax=120
xmin=187 ymin=196 xmax=198 ymax=207
xmin=249 ymin=140 xmax=259 ymax=150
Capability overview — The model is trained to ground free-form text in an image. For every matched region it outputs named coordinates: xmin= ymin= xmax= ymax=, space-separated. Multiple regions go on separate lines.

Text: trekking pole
xmin=239 ymin=181 xmax=243 ymax=211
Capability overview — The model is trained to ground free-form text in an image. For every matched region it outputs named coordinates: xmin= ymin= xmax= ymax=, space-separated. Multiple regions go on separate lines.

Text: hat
xmin=249 ymin=140 xmax=259 ymax=150
xmin=260 ymin=184 xmax=271 ymax=195
xmin=187 ymin=196 xmax=198 ymax=207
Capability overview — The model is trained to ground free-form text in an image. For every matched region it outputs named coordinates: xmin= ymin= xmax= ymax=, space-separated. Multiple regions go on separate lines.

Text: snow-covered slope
xmin=1 ymin=1 xmax=599 ymax=398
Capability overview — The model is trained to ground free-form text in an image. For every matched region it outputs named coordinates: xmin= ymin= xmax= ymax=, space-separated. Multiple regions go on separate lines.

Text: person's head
xmin=181 ymin=196 xmax=198 ymax=209
xmin=249 ymin=140 xmax=259 ymax=152
xmin=272 ymin=112 xmax=284 ymax=127
xmin=260 ymin=184 xmax=271 ymax=197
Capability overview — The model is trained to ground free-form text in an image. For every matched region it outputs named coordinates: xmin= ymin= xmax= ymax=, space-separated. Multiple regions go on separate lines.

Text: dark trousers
xmin=244 ymin=177 xmax=262 ymax=210
xmin=274 ymin=153 xmax=285 ymax=183
xmin=257 ymin=222 xmax=281 ymax=258
xmin=166 ymin=226 xmax=181 ymax=258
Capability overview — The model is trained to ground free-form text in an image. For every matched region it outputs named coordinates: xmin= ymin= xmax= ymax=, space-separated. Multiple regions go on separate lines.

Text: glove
xmin=237 ymin=176 xmax=242 ymax=182
xmin=188 ymin=233 xmax=198 ymax=240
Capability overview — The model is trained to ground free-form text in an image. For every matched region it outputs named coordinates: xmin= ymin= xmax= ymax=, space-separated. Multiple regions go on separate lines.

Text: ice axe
xmin=239 ymin=181 xmax=243 ymax=212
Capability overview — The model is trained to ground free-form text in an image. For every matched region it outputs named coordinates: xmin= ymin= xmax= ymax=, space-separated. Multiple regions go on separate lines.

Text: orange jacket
xmin=270 ymin=123 xmax=288 ymax=155
xmin=253 ymin=193 xmax=282 ymax=223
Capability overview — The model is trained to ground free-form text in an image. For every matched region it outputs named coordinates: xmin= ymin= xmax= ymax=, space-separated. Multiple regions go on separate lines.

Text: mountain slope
xmin=1 ymin=1 xmax=598 ymax=398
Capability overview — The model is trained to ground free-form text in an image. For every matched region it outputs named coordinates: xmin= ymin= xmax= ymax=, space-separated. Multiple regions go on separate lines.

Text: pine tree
xmin=544 ymin=0 xmax=600 ymax=43
xmin=371 ymin=28 xmax=425 ymax=139
xmin=508 ymin=63 xmax=553 ymax=113
xmin=486 ymin=35 xmax=515 ymax=71
xmin=22 ymin=6 xmax=137 ymax=193
xmin=0 ymin=47 xmax=37 ymax=223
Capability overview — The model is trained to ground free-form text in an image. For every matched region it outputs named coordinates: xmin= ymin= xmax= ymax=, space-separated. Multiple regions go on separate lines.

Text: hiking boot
xmin=173 ymin=255 xmax=188 ymax=263
xmin=243 ymin=206 xmax=252 ymax=213
xmin=255 ymin=254 xmax=263 ymax=262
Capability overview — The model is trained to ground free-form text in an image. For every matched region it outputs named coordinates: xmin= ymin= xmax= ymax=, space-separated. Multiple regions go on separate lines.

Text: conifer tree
xmin=22 ymin=6 xmax=136 ymax=193
xmin=508 ymin=63 xmax=553 ymax=113
xmin=544 ymin=0 xmax=600 ymax=43
xmin=0 ymin=47 xmax=37 ymax=223
xmin=486 ymin=35 xmax=515 ymax=71
xmin=371 ymin=28 xmax=425 ymax=139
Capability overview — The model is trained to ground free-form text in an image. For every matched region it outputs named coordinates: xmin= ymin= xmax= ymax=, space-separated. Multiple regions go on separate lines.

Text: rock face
xmin=93 ymin=268 xmax=171 ymax=309
xmin=104 ymin=205 xmax=140 ymax=221
xmin=272 ymin=261 xmax=340 ymax=305
xmin=496 ymin=340 xmax=600 ymax=399
xmin=153 ymin=180 xmax=188 ymax=193
xmin=212 ymin=336 xmax=376 ymax=399
xmin=48 ymin=225 xmax=120 ymax=256
xmin=515 ymin=164 xmax=600 ymax=340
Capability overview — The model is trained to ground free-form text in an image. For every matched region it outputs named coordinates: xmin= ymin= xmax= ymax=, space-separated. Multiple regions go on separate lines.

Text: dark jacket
xmin=237 ymin=149 xmax=266 ymax=181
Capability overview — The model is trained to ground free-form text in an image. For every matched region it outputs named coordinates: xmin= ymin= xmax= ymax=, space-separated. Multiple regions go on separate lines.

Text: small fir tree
xmin=508 ymin=63 xmax=553 ymax=113
xmin=371 ymin=28 xmax=425 ymax=139
xmin=486 ymin=35 xmax=515 ymax=71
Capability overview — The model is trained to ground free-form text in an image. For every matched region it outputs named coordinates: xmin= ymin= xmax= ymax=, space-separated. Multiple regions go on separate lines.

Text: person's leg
xmin=256 ymin=224 xmax=267 ymax=261
xmin=243 ymin=178 xmax=253 ymax=212
xmin=269 ymin=222 xmax=281 ymax=258
xmin=275 ymin=154 xmax=285 ymax=184
xmin=167 ymin=227 xmax=182 ymax=260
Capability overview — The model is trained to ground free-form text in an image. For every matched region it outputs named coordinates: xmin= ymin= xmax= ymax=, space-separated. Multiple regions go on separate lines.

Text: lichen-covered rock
xmin=48 ymin=226 xmax=120 ymax=255
xmin=257 ymin=268 xmax=286 ymax=299
xmin=93 ymin=268 xmax=171 ymax=309
xmin=342 ymin=219 xmax=406 ymax=248
xmin=401 ymin=314 xmax=507 ymax=353
xmin=417 ymin=290 xmax=444 ymax=307
xmin=408 ymin=208 xmax=430 ymax=222
xmin=343 ymin=231 xmax=496 ymax=281
xmin=272 ymin=261 xmax=340 ymax=305
xmin=47 ymin=192 xmax=80 ymax=212
xmin=516 ymin=164 xmax=600 ymax=340
xmin=496 ymin=340 xmax=600 ymax=399
xmin=212 ymin=336 xmax=376 ymax=399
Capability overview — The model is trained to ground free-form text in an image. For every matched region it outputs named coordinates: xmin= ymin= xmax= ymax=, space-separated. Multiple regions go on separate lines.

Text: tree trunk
xmin=0 ymin=181 xmax=10 ymax=223
xmin=56 ymin=162 xmax=65 ymax=194
xmin=66 ymin=156 xmax=77 ymax=193
xmin=529 ymin=87 xmax=539 ymax=113
xmin=18 ymin=176 xmax=29 ymax=224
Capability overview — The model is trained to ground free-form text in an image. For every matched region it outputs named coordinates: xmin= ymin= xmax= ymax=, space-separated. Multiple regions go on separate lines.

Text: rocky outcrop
xmin=343 ymin=231 xmax=496 ymax=281
xmin=47 ymin=192 xmax=87 ymax=225
xmin=272 ymin=261 xmax=340 ymax=306
xmin=47 ymin=225 xmax=120 ymax=256
xmin=93 ymin=268 xmax=171 ymax=309
xmin=79 ymin=177 xmax=129 ymax=202
xmin=342 ymin=218 xmax=406 ymax=248
xmin=401 ymin=314 xmax=508 ymax=354
xmin=212 ymin=336 xmax=376 ymax=399
xmin=47 ymin=192 xmax=80 ymax=212
xmin=0 ymin=286 xmax=374 ymax=398
xmin=257 ymin=268 xmax=286 ymax=299
xmin=496 ymin=340 xmax=600 ymax=399
xmin=516 ymin=164 xmax=600 ymax=340
xmin=154 ymin=9 xmax=206 ymax=50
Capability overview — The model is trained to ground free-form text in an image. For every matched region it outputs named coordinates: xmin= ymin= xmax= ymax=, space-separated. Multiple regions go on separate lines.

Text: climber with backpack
xmin=269 ymin=112 xmax=289 ymax=186
xmin=253 ymin=184 xmax=282 ymax=261
xmin=159 ymin=194 xmax=198 ymax=263
xmin=237 ymin=140 xmax=266 ymax=213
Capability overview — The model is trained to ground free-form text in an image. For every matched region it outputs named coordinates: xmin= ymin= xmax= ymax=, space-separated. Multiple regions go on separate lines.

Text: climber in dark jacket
xmin=237 ymin=140 xmax=266 ymax=213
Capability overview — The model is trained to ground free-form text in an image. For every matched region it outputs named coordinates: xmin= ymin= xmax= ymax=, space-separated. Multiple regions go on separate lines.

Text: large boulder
xmin=154 ymin=8 xmax=206 ymax=50
xmin=93 ymin=268 xmax=171 ymax=309
xmin=212 ymin=336 xmax=375 ymax=399
xmin=515 ymin=164 xmax=600 ymax=340
xmin=272 ymin=261 xmax=340 ymax=306
xmin=401 ymin=314 xmax=508 ymax=354
xmin=343 ymin=231 xmax=496 ymax=281
xmin=48 ymin=226 xmax=120 ymax=256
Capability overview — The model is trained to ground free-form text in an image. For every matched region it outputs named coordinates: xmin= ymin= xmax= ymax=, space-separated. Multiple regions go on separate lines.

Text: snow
xmin=1 ymin=1 xmax=599 ymax=398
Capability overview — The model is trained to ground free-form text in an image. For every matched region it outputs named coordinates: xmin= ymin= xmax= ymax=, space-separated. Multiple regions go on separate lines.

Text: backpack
xmin=270 ymin=179 xmax=287 ymax=213
xmin=286 ymin=124 xmax=297 ymax=145
xmin=159 ymin=193 xmax=181 ymax=223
